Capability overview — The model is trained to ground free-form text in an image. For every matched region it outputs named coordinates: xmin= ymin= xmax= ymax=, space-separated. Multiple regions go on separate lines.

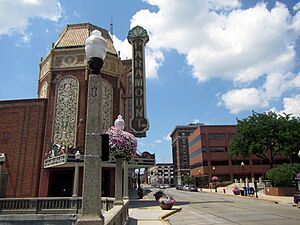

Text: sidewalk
xmin=201 ymin=187 xmax=295 ymax=206
xmin=128 ymin=187 xmax=172 ymax=225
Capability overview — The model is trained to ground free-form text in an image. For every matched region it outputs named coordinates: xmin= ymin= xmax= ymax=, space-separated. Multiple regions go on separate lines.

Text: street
xmin=158 ymin=188 xmax=300 ymax=225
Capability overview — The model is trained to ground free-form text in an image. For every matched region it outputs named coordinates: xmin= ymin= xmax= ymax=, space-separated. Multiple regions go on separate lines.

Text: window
xmin=211 ymin=160 xmax=229 ymax=166
xmin=208 ymin=133 xmax=225 ymax=139
xmin=252 ymin=159 xmax=269 ymax=165
xmin=231 ymin=160 xmax=249 ymax=165
xmin=190 ymin=147 xmax=204 ymax=158
xmin=190 ymin=161 xmax=208 ymax=169
xmin=189 ymin=135 xmax=202 ymax=147
xmin=275 ymin=159 xmax=290 ymax=164
xmin=208 ymin=147 xmax=226 ymax=152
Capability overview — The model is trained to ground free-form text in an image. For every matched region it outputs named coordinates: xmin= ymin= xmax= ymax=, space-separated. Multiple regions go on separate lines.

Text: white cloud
xmin=221 ymin=88 xmax=268 ymax=114
xmin=293 ymin=2 xmax=300 ymax=12
xmin=162 ymin=133 xmax=171 ymax=142
xmin=0 ymin=0 xmax=61 ymax=36
xmin=113 ymin=35 xmax=164 ymax=79
xmin=112 ymin=35 xmax=132 ymax=59
xmin=262 ymin=72 xmax=300 ymax=100
xmin=282 ymin=95 xmax=300 ymax=116
xmin=131 ymin=1 xmax=297 ymax=83
xmin=145 ymin=48 xmax=164 ymax=79
xmin=221 ymin=71 xmax=300 ymax=113
xmin=193 ymin=119 xmax=200 ymax=124
xmin=129 ymin=0 xmax=300 ymax=113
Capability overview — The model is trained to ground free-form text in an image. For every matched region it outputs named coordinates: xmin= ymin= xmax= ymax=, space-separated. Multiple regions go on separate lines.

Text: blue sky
xmin=1 ymin=0 xmax=300 ymax=163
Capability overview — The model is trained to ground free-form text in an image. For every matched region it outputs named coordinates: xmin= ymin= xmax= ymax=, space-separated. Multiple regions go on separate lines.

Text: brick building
xmin=188 ymin=125 xmax=290 ymax=186
xmin=170 ymin=124 xmax=199 ymax=185
xmin=0 ymin=100 xmax=47 ymax=197
xmin=148 ymin=163 xmax=174 ymax=187
xmin=0 ymin=23 xmax=153 ymax=198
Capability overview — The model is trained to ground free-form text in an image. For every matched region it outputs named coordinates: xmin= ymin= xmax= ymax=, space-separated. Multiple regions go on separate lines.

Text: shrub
xmin=232 ymin=186 xmax=240 ymax=195
xmin=266 ymin=163 xmax=300 ymax=187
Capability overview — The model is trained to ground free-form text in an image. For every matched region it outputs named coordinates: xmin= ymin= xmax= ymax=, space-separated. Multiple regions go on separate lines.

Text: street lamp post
xmin=0 ymin=153 xmax=6 ymax=198
xmin=241 ymin=162 xmax=247 ymax=196
xmin=212 ymin=166 xmax=217 ymax=192
xmin=72 ymin=150 xmax=81 ymax=197
xmin=77 ymin=30 xmax=107 ymax=225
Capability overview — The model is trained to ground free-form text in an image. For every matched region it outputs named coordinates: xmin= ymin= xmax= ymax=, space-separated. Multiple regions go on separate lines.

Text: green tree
xmin=183 ymin=176 xmax=196 ymax=185
xmin=229 ymin=111 xmax=300 ymax=168
xmin=266 ymin=163 xmax=300 ymax=187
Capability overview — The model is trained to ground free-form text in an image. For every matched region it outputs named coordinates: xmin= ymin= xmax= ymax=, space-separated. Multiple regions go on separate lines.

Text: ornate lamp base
xmin=88 ymin=57 xmax=104 ymax=74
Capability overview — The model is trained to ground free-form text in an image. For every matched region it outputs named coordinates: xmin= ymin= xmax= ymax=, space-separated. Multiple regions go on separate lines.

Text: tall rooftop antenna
xmin=110 ymin=17 xmax=114 ymax=41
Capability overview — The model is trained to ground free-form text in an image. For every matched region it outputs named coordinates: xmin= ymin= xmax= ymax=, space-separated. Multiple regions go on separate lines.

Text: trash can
xmin=243 ymin=187 xmax=248 ymax=196
xmin=240 ymin=189 xmax=244 ymax=196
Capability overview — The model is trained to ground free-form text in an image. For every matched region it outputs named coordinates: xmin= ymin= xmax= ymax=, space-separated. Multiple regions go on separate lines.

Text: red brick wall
xmin=265 ymin=187 xmax=296 ymax=196
xmin=0 ymin=99 xmax=47 ymax=197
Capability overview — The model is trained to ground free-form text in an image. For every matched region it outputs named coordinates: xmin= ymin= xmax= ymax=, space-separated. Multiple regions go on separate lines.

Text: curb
xmin=160 ymin=207 xmax=182 ymax=223
xmin=206 ymin=191 xmax=288 ymax=205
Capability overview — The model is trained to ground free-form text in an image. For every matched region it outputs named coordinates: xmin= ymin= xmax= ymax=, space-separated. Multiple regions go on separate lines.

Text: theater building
xmin=0 ymin=23 xmax=154 ymax=198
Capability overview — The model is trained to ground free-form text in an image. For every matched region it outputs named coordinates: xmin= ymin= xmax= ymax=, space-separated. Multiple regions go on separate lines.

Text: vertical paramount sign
xmin=127 ymin=25 xmax=149 ymax=137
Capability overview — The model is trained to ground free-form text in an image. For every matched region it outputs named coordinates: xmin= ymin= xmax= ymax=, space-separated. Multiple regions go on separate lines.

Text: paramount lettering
xmin=135 ymin=68 xmax=143 ymax=78
xmin=127 ymin=26 xmax=149 ymax=136
xmin=135 ymin=78 xmax=143 ymax=87
xmin=135 ymin=108 xmax=143 ymax=117
xmin=135 ymin=88 xmax=143 ymax=96
xmin=135 ymin=98 xmax=143 ymax=107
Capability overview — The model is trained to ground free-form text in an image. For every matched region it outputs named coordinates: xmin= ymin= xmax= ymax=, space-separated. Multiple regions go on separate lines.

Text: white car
xmin=183 ymin=185 xmax=190 ymax=191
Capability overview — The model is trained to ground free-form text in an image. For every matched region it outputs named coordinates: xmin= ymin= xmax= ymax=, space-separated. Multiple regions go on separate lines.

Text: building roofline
xmin=170 ymin=124 xmax=236 ymax=138
xmin=169 ymin=124 xmax=200 ymax=137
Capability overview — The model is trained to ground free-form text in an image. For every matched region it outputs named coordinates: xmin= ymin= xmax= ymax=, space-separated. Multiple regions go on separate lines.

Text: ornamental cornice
xmin=127 ymin=25 xmax=149 ymax=44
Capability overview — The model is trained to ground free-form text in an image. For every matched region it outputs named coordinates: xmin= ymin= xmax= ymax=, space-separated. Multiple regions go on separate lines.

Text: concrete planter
xmin=160 ymin=203 xmax=173 ymax=210
xmin=265 ymin=187 xmax=296 ymax=196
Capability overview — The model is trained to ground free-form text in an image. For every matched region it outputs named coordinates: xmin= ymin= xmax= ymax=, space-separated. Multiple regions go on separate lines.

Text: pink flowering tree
xmin=211 ymin=176 xmax=219 ymax=182
xmin=105 ymin=126 xmax=137 ymax=161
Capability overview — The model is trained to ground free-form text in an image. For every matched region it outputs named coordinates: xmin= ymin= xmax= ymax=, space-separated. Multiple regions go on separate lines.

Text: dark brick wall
xmin=0 ymin=99 xmax=47 ymax=197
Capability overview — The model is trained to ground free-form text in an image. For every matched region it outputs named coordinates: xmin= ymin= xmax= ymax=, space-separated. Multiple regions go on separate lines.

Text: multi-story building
xmin=188 ymin=125 xmax=291 ymax=186
xmin=149 ymin=163 xmax=174 ymax=187
xmin=170 ymin=124 xmax=199 ymax=185
xmin=0 ymin=23 xmax=154 ymax=198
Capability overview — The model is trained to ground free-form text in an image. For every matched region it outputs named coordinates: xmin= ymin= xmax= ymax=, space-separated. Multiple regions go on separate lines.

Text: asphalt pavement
xmin=128 ymin=185 xmax=297 ymax=225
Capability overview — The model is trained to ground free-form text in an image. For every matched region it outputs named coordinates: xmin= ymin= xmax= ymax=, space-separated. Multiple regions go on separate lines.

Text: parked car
xmin=183 ymin=185 xmax=190 ymax=191
xmin=189 ymin=185 xmax=198 ymax=192
xmin=176 ymin=185 xmax=183 ymax=190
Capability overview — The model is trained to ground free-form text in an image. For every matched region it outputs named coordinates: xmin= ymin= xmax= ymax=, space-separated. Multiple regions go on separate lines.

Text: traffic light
xmin=101 ymin=134 xmax=109 ymax=161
